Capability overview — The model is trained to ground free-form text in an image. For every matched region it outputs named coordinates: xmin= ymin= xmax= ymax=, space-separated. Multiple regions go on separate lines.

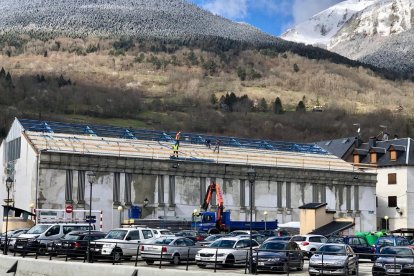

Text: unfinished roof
xmin=23 ymin=131 xmax=356 ymax=172
xmin=18 ymin=118 xmax=328 ymax=155
xmin=298 ymin=203 xmax=328 ymax=209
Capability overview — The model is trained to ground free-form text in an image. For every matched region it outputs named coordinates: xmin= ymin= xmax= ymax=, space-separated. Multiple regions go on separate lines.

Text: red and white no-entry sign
xmin=65 ymin=205 xmax=73 ymax=214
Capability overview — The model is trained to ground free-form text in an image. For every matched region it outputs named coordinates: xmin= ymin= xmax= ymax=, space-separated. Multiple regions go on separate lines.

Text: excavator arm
xmin=201 ymin=181 xmax=226 ymax=232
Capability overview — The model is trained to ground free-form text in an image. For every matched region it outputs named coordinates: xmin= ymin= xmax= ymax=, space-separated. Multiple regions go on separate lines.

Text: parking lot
xmin=4 ymin=253 xmax=376 ymax=275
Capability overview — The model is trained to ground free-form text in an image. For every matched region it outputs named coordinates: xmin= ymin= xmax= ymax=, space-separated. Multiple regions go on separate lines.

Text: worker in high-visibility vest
xmin=172 ymin=143 xmax=179 ymax=158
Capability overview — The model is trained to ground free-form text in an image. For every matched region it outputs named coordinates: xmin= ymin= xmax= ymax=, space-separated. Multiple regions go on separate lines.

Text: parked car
xmin=195 ymin=237 xmax=259 ymax=268
xmin=291 ymin=234 xmax=327 ymax=256
xmin=151 ymin=229 xmax=174 ymax=238
xmin=13 ymin=223 xmax=93 ymax=254
xmin=373 ymin=236 xmax=410 ymax=254
xmin=93 ymin=227 xmax=154 ymax=261
xmin=258 ymin=230 xmax=290 ymax=237
xmin=373 ymin=246 xmax=414 ymax=276
xmin=46 ymin=230 xmax=106 ymax=257
xmin=0 ymin=228 xmax=29 ymax=249
xmin=252 ymin=241 xmax=304 ymax=272
xmin=265 ymin=236 xmax=293 ymax=242
xmin=236 ymin=234 xmax=267 ymax=244
xmin=175 ymin=230 xmax=207 ymax=242
xmin=327 ymin=235 xmax=374 ymax=259
xmin=141 ymin=237 xmax=199 ymax=265
xmin=308 ymin=244 xmax=358 ymax=276
xmin=229 ymin=230 xmax=259 ymax=236
xmin=197 ymin=234 xmax=228 ymax=247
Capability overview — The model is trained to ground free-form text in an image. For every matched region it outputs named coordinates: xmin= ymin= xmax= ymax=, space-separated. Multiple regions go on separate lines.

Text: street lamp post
xmin=118 ymin=205 xmax=123 ymax=227
xmin=87 ymin=172 xmax=96 ymax=262
xmin=4 ymin=177 xmax=13 ymax=255
xmin=384 ymin=215 xmax=389 ymax=232
xmin=264 ymin=211 xmax=268 ymax=231
xmin=247 ymin=167 xmax=256 ymax=274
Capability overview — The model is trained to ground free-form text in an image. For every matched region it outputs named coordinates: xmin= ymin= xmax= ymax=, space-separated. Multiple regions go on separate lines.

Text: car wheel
xmin=38 ymin=245 xmax=47 ymax=255
xmin=297 ymin=259 xmax=304 ymax=271
xmin=224 ymin=254 xmax=235 ymax=267
xmin=171 ymin=254 xmax=180 ymax=265
xmin=197 ymin=263 xmax=207 ymax=268
xmin=112 ymin=249 xmax=123 ymax=262
xmin=145 ymin=260 xmax=154 ymax=265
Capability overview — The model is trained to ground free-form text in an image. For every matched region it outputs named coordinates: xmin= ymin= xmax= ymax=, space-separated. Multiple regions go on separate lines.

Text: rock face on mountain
xmin=282 ymin=0 xmax=414 ymax=74
xmin=0 ymin=0 xmax=276 ymax=44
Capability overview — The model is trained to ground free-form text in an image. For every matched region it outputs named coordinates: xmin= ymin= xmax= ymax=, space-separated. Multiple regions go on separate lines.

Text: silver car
xmin=141 ymin=237 xmax=200 ymax=265
xmin=309 ymin=244 xmax=358 ymax=275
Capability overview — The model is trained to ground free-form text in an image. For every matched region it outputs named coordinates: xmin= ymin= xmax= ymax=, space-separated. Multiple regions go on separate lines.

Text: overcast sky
xmin=190 ymin=0 xmax=343 ymax=35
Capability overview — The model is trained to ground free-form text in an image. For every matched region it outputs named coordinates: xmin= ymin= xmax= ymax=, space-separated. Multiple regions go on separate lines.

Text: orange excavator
xmin=200 ymin=181 xmax=226 ymax=233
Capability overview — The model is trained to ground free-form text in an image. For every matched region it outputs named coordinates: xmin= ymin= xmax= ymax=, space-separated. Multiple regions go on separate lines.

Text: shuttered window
xmin=390 ymin=150 xmax=397 ymax=161
xmin=370 ymin=153 xmax=377 ymax=164
xmin=388 ymin=196 xmax=397 ymax=207
xmin=6 ymin=138 xmax=21 ymax=162
xmin=353 ymin=154 xmax=360 ymax=164
xmin=125 ymin=173 xmax=132 ymax=206
xmin=65 ymin=170 xmax=73 ymax=203
xmin=113 ymin=172 xmax=120 ymax=204
xmin=388 ymin=173 xmax=397 ymax=185
xmin=77 ymin=171 xmax=85 ymax=204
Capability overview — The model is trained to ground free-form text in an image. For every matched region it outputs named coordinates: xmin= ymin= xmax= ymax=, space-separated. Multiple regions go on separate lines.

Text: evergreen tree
xmin=273 ymin=97 xmax=284 ymax=114
xmin=293 ymin=63 xmax=300 ymax=72
xmin=0 ymin=67 xmax=5 ymax=79
xmin=210 ymin=94 xmax=218 ymax=105
xmin=259 ymin=98 xmax=268 ymax=112
xmin=296 ymin=100 xmax=306 ymax=112
xmin=237 ymin=67 xmax=246 ymax=81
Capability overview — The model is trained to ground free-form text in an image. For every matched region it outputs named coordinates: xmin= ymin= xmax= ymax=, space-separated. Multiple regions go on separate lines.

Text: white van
xmin=11 ymin=223 xmax=94 ymax=252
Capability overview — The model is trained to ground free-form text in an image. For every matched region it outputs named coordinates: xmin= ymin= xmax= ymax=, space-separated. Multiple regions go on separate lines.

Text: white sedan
xmin=195 ymin=237 xmax=259 ymax=268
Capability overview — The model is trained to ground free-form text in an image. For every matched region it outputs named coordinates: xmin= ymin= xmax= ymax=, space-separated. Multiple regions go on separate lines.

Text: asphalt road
xmin=13 ymin=254 xmax=375 ymax=275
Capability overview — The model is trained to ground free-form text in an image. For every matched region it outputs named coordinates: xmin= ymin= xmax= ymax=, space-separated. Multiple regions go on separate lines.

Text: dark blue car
xmin=373 ymin=236 xmax=410 ymax=254
xmin=327 ymin=236 xmax=374 ymax=259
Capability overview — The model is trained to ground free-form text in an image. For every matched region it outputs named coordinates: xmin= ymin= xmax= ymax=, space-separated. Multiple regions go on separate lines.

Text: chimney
xmin=369 ymin=136 xmax=376 ymax=148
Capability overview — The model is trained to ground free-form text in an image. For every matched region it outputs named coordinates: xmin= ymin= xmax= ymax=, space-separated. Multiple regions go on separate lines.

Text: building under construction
xmin=0 ymin=118 xmax=377 ymax=232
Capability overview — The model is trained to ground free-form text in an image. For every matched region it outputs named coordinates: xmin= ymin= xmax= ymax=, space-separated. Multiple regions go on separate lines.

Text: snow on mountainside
xmin=282 ymin=0 xmax=414 ymax=74
xmin=0 ymin=0 xmax=277 ymax=44
xmin=281 ymin=0 xmax=377 ymax=47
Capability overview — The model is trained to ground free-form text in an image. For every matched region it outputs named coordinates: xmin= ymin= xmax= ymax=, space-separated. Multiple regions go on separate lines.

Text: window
xmin=65 ymin=170 xmax=73 ymax=203
xmin=277 ymin=182 xmax=282 ymax=208
xmin=200 ymin=177 xmax=206 ymax=205
xmin=359 ymin=238 xmax=368 ymax=246
xmin=5 ymin=137 xmax=21 ymax=162
xmin=77 ymin=171 xmax=85 ymax=204
xmin=142 ymin=230 xmax=153 ymax=239
xmin=235 ymin=240 xmax=248 ymax=248
xmin=184 ymin=239 xmax=195 ymax=246
xmin=286 ymin=182 xmax=291 ymax=208
xmin=126 ymin=230 xmax=140 ymax=240
xmin=370 ymin=153 xmax=377 ymax=164
xmin=390 ymin=150 xmax=397 ymax=161
xmin=125 ymin=173 xmax=132 ymax=205
xmin=309 ymin=237 xmax=323 ymax=243
xmin=240 ymin=179 xmax=245 ymax=207
xmin=346 ymin=186 xmax=352 ymax=211
xmin=388 ymin=196 xmax=397 ymax=207
xmin=169 ymin=176 xmax=176 ymax=206
xmin=397 ymin=239 xmax=410 ymax=246
xmin=388 ymin=173 xmax=397 ymax=185
xmin=353 ymin=154 xmax=360 ymax=164
xmin=113 ymin=172 xmax=120 ymax=204
xmin=47 ymin=225 xmax=60 ymax=236
xmin=349 ymin=238 xmax=360 ymax=245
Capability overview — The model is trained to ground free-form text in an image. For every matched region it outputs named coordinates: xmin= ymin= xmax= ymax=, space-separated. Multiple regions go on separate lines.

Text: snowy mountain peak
xmin=281 ymin=0 xmax=379 ymax=47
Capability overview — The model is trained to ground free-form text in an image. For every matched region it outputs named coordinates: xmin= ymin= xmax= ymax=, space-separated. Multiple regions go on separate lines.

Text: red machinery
xmin=201 ymin=181 xmax=226 ymax=233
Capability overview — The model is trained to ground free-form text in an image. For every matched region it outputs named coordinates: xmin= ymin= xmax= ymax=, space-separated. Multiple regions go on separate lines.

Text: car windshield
xmin=291 ymin=236 xmax=306 ymax=242
xmin=318 ymin=245 xmax=346 ymax=254
xmin=27 ymin=225 xmax=51 ymax=234
xmin=105 ymin=230 xmax=127 ymax=240
xmin=209 ymin=239 xmax=236 ymax=248
xmin=260 ymin=242 xmax=287 ymax=250
xmin=381 ymin=247 xmax=413 ymax=256
xmin=327 ymin=237 xmax=345 ymax=244
xmin=154 ymin=238 xmax=174 ymax=245
xmin=205 ymin=235 xmax=221 ymax=241
xmin=64 ymin=234 xmax=83 ymax=241
xmin=160 ymin=230 xmax=173 ymax=235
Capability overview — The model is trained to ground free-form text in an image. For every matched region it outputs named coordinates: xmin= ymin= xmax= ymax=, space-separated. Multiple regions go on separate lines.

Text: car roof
xmin=263 ymin=240 xmax=290 ymax=244
xmin=321 ymin=243 xmax=348 ymax=247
